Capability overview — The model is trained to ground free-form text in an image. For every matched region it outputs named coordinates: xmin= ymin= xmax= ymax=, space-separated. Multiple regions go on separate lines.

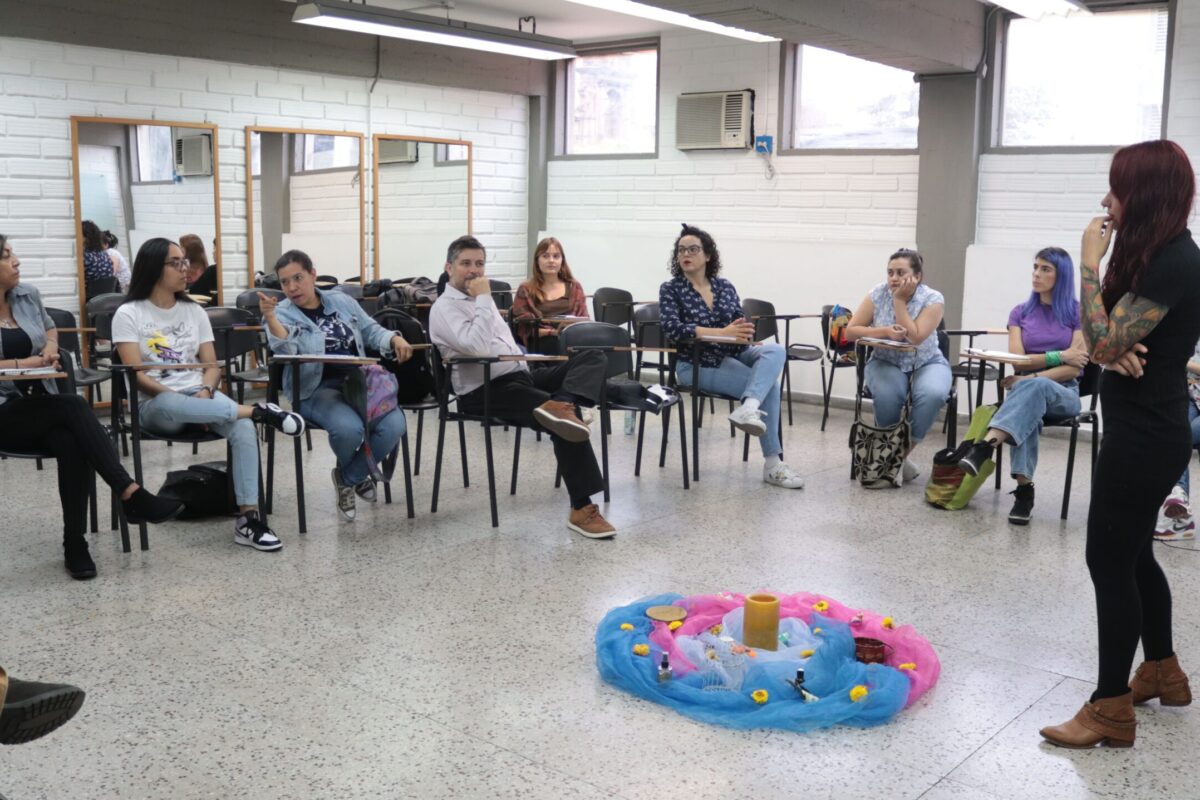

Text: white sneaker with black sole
xmin=728 ymin=405 xmax=767 ymax=437
xmin=252 ymin=402 xmax=306 ymax=437
xmin=333 ymin=469 xmax=356 ymax=522
xmin=234 ymin=511 xmax=282 ymax=552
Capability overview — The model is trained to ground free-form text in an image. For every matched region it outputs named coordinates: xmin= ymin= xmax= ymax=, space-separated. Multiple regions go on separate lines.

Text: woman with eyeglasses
xmin=658 ymin=224 xmax=804 ymax=490
xmin=0 ymin=234 xmax=184 ymax=580
xmin=111 ymin=238 xmax=306 ymax=553
xmin=843 ymin=248 xmax=952 ymax=482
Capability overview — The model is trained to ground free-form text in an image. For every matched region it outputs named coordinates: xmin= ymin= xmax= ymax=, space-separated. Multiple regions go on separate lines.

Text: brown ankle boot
xmin=1039 ymin=693 xmax=1136 ymax=749
xmin=1130 ymin=654 xmax=1192 ymax=706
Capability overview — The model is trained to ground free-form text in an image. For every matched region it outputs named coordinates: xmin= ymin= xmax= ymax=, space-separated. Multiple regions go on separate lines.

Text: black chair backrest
xmin=85 ymin=276 xmax=119 ymax=301
xmin=205 ymin=306 xmax=259 ymax=362
xmin=316 ymin=274 xmax=340 ymax=285
xmin=45 ymin=307 xmax=80 ymax=355
xmin=236 ymin=288 xmax=284 ymax=321
xmin=333 ymin=283 xmax=363 ymax=299
xmin=86 ymin=293 xmax=126 ymax=340
xmin=742 ymin=298 xmax=777 ymax=341
xmin=489 ymin=280 xmax=513 ymax=311
xmin=1078 ymin=361 xmax=1102 ymax=402
xmin=257 ymin=273 xmax=282 ymax=290
xmin=559 ymin=321 xmax=632 ymax=380
xmin=344 ymin=276 xmax=362 ymax=283
xmin=633 ymin=302 xmax=662 ymax=348
xmin=593 ymin=287 xmax=634 ymax=326
xmin=373 ymin=308 xmax=434 ymax=403
xmin=937 ymin=319 xmax=949 ymax=361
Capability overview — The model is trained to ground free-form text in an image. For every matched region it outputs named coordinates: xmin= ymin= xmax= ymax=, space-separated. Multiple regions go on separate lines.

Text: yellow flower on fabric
xmin=710 ymin=624 xmax=723 ymax=635
xmin=882 ymin=617 xmax=895 ymax=630
xmin=751 ymin=690 xmax=769 ymax=704
xmin=849 ymin=685 xmax=869 ymax=702
xmin=620 ymin=623 xmax=634 ymax=631
xmin=812 ymin=627 xmax=823 ymax=635
xmin=800 ymin=649 xmax=815 ymax=659
xmin=669 ymin=620 xmax=683 ymax=631
xmin=813 ymin=601 xmax=829 ymax=612
xmin=632 ymin=643 xmax=650 ymax=657
xmin=898 ymin=662 xmax=917 ymax=671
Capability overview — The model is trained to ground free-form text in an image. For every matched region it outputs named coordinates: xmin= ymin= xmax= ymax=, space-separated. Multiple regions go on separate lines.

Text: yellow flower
xmin=882 ymin=617 xmax=895 ymax=629
xmin=751 ymin=689 xmax=769 ymax=704
xmin=800 ymin=649 xmax=814 ymax=658
xmin=669 ymin=620 xmax=683 ymax=631
xmin=812 ymin=627 xmax=823 ymax=635
xmin=632 ymin=643 xmax=650 ymax=657
xmin=710 ymin=624 xmax=723 ymax=635
xmin=620 ymin=623 xmax=634 ymax=631
xmin=813 ymin=601 xmax=829 ymax=612
xmin=849 ymin=685 xmax=869 ymax=702
xmin=898 ymin=662 xmax=916 ymax=671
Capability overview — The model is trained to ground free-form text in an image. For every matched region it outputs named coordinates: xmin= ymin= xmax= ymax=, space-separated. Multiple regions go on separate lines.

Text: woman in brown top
xmin=512 ymin=237 xmax=589 ymax=354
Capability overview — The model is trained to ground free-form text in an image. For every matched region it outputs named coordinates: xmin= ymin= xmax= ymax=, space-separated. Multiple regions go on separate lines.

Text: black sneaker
xmin=0 ymin=677 xmax=86 ymax=745
xmin=1008 ymin=483 xmax=1035 ymax=525
xmin=251 ymin=402 xmax=305 ymax=437
xmin=234 ymin=511 xmax=282 ymax=552
xmin=354 ymin=477 xmax=377 ymax=503
xmin=122 ymin=488 xmax=185 ymax=525
xmin=957 ymin=440 xmax=995 ymax=477
xmin=62 ymin=537 xmax=96 ymax=581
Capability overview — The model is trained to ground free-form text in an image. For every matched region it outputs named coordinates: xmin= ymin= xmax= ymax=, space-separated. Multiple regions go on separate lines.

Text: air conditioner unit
xmin=378 ymin=139 xmax=419 ymax=164
xmin=173 ymin=133 xmax=212 ymax=176
xmin=676 ymin=90 xmax=752 ymax=150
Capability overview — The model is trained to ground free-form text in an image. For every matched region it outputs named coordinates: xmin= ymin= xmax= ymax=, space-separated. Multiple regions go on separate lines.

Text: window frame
xmin=983 ymin=1 xmax=1174 ymax=154
xmin=777 ymin=43 xmax=921 ymax=156
xmin=434 ymin=143 xmax=470 ymax=167
xmin=550 ymin=37 xmax=661 ymax=161
xmin=129 ymin=124 xmax=177 ymax=185
xmin=291 ymin=132 xmax=362 ymax=176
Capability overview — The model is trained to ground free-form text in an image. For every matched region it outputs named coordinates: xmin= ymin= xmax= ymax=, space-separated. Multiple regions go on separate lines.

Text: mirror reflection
xmin=246 ymin=128 xmax=365 ymax=286
xmin=373 ymin=136 xmax=471 ymax=279
xmin=73 ymin=118 xmax=221 ymax=319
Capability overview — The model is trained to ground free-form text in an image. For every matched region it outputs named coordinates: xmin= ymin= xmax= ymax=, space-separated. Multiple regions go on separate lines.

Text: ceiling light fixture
xmin=563 ymin=0 xmax=777 ymax=43
xmin=983 ymin=0 xmax=1091 ymax=20
xmin=293 ymin=0 xmax=577 ymax=61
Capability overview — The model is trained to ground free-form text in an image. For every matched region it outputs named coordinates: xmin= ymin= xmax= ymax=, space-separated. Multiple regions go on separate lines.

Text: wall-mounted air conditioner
xmin=378 ymin=139 xmax=419 ymax=164
xmin=173 ymin=133 xmax=213 ymax=176
xmin=675 ymin=90 xmax=753 ymax=151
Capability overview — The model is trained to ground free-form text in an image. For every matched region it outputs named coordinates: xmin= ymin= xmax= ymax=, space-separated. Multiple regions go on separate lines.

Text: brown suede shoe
xmin=567 ymin=505 xmax=616 ymax=539
xmin=1039 ymin=693 xmax=1136 ymax=749
xmin=533 ymin=400 xmax=591 ymax=443
xmin=1130 ymin=654 xmax=1193 ymax=706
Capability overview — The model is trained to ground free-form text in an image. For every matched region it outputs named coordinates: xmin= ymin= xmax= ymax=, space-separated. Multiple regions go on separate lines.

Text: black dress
xmin=1087 ymin=229 xmax=1200 ymax=698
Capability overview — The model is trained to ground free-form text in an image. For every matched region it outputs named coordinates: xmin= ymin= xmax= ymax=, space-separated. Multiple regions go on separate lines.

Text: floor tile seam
xmin=924 ymin=639 xmax=1093 ymax=685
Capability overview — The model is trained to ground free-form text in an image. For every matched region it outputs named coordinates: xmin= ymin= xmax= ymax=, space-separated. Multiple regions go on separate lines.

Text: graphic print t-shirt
xmin=111 ymin=299 xmax=213 ymax=402
xmin=300 ymin=305 xmax=358 ymax=381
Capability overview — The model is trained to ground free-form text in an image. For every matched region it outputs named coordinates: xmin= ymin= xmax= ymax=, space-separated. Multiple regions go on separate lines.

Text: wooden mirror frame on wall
xmin=371 ymin=134 xmax=472 ymax=281
xmin=244 ymin=126 xmax=366 ymax=287
xmin=70 ymin=116 xmax=223 ymax=324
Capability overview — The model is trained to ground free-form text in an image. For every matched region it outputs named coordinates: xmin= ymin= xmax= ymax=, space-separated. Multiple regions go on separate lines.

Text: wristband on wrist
xmin=1045 ymin=350 xmax=1062 ymax=367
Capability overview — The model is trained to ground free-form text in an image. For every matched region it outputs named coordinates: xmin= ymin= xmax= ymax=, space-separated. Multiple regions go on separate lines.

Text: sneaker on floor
xmin=957 ymin=440 xmax=995 ymax=477
xmin=1155 ymin=514 xmax=1196 ymax=541
xmin=234 ymin=511 xmax=282 ymax=552
xmin=567 ymin=504 xmax=616 ymax=539
xmin=1162 ymin=485 xmax=1190 ymax=520
xmin=332 ymin=469 xmax=356 ymax=522
xmin=902 ymin=458 xmax=921 ymax=482
xmin=727 ymin=404 xmax=767 ymax=437
xmin=354 ymin=477 xmax=377 ymax=503
xmin=1008 ymin=483 xmax=1035 ymax=525
xmin=252 ymin=402 xmax=306 ymax=437
xmin=764 ymin=461 xmax=804 ymax=489
xmin=0 ymin=677 xmax=86 ymax=745
xmin=533 ymin=400 xmax=591 ymax=442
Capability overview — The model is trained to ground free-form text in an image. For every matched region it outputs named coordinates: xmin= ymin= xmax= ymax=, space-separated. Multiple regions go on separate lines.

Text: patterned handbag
xmin=848 ymin=411 xmax=911 ymax=489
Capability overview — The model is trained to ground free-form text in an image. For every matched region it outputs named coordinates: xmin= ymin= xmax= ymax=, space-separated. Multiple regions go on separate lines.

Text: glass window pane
xmin=567 ymin=48 xmax=657 ymax=155
xmin=299 ymin=134 xmax=359 ymax=171
xmin=1002 ymin=9 xmax=1166 ymax=147
xmin=136 ymin=125 xmax=174 ymax=182
xmin=793 ymin=45 xmax=919 ymax=149
xmin=250 ymin=132 xmax=261 ymax=177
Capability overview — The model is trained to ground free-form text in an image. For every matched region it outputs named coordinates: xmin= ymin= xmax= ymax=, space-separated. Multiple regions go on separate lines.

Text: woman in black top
xmin=1041 ymin=140 xmax=1200 ymax=749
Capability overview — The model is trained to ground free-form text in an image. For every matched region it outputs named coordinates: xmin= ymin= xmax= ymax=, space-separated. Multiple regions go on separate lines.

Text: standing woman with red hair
xmin=1042 ymin=140 xmax=1200 ymax=749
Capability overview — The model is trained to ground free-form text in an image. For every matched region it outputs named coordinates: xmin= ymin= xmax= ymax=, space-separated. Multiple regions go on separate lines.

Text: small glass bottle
xmin=657 ymin=652 xmax=673 ymax=683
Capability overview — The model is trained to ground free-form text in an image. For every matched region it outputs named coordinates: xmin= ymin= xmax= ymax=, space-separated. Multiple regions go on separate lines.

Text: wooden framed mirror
xmin=70 ymin=116 xmax=223 ymax=323
xmin=372 ymin=134 xmax=472 ymax=281
xmin=245 ymin=127 xmax=366 ymax=287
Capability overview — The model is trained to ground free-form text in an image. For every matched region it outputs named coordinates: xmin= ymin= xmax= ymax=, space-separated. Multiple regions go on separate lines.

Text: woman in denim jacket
xmin=262 ymin=250 xmax=413 ymax=522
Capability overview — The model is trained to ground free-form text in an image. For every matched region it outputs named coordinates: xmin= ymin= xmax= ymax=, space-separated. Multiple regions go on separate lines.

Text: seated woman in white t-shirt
xmin=111 ymin=238 xmax=306 ymax=552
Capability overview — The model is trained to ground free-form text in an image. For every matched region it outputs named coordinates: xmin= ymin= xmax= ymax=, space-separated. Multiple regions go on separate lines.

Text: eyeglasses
xmin=676 ymin=245 xmax=703 ymax=256
xmin=164 ymin=258 xmax=192 ymax=271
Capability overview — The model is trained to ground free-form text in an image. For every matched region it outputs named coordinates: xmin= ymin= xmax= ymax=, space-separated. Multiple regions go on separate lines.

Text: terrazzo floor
xmin=2 ymin=401 xmax=1199 ymax=799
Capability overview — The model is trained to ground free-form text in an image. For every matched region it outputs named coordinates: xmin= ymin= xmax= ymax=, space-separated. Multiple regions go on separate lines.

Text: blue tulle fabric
xmin=596 ymin=593 xmax=916 ymax=732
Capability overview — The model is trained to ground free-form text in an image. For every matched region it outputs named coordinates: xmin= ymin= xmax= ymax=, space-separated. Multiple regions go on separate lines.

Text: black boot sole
xmin=957 ymin=458 xmax=983 ymax=477
xmin=65 ymin=563 xmax=97 ymax=580
xmin=0 ymin=686 xmax=86 ymax=745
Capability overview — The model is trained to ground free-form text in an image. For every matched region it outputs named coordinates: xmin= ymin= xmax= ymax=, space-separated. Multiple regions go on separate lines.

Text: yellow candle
xmin=742 ymin=593 xmax=780 ymax=651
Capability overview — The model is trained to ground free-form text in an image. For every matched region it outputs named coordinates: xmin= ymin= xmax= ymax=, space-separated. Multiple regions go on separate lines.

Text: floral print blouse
xmin=659 ymin=275 xmax=745 ymax=367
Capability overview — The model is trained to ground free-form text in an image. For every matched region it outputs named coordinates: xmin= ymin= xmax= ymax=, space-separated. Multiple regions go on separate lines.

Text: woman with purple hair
xmin=956 ymin=246 xmax=1090 ymax=524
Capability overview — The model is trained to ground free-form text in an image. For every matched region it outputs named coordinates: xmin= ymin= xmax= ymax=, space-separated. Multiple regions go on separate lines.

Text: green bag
xmin=925 ymin=404 xmax=998 ymax=510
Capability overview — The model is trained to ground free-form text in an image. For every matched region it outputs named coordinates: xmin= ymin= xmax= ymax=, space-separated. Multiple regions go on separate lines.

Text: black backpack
xmin=156 ymin=461 xmax=236 ymax=519
xmin=372 ymin=308 xmax=435 ymax=404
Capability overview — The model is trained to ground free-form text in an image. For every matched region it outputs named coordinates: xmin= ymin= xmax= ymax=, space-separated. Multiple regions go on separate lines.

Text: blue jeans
xmin=139 ymin=387 xmax=259 ymax=506
xmin=988 ymin=377 xmax=1080 ymax=481
xmin=677 ymin=343 xmax=785 ymax=458
xmin=1175 ymin=403 xmax=1200 ymax=494
xmin=864 ymin=358 xmax=952 ymax=443
xmin=298 ymin=378 xmax=407 ymax=486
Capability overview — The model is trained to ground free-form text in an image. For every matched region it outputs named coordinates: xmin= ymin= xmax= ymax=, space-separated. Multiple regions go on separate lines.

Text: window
xmin=1000 ymin=8 xmax=1167 ymax=147
xmin=134 ymin=125 xmax=174 ymax=182
xmin=250 ymin=132 xmax=261 ymax=177
xmin=294 ymin=134 xmax=360 ymax=172
xmin=562 ymin=44 xmax=658 ymax=155
xmin=791 ymin=45 xmax=919 ymax=149
xmin=435 ymin=143 xmax=469 ymax=164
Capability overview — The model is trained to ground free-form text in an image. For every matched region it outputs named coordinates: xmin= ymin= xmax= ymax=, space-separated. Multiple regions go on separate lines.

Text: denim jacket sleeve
xmin=265 ymin=301 xmax=310 ymax=355
xmin=658 ymin=280 xmax=694 ymax=344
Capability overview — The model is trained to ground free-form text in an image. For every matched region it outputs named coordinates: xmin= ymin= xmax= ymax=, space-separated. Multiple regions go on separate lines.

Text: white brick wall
xmin=377 ymin=149 xmax=469 ymax=279
xmin=0 ymin=35 xmax=528 ymax=316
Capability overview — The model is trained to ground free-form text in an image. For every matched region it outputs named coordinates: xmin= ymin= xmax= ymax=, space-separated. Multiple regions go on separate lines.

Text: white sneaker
xmin=233 ymin=511 xmax=283 ymax=552
xmin=579 ymin=407 xmax=597 ymax=428
xmin=332 ymin=469 xmax=356 ymax=522
xmin=902 ymin=458 xmax=921 ymax=482
xmin=728 ymin=405 xmax=767 ymax=437
xmin=764 ymin=462 xmax=804 ymax=489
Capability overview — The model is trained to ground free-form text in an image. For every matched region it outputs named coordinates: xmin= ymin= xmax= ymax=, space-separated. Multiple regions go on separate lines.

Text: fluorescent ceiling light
xmin=293 ymin=1 xmax=576 ymax=61
xmin=563 ymin=0 xmax=777 ymax=43
xmin=984 ymin=0 xmax=1091 ymax=20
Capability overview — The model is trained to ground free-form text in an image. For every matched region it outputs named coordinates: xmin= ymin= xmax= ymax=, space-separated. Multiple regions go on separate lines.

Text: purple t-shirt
xmin=1008 ymin=301 xmax=1079 ymax=355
